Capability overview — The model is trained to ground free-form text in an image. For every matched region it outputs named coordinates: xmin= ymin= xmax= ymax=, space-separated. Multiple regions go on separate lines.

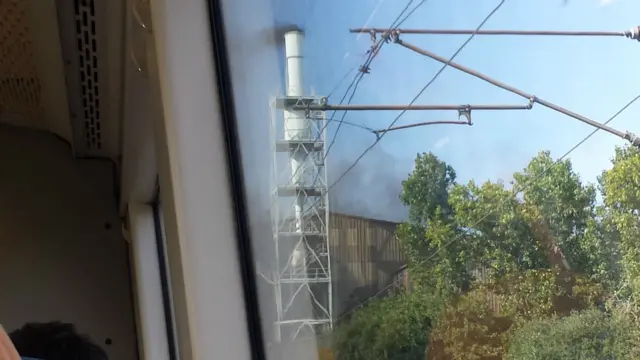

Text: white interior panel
xmin=148 ymin=0 xmax=254 ymax=357
xmin=119 ymin=0 xmax=158 ymax=211
xmin=0 ymin=124 xmax=137 ymax=360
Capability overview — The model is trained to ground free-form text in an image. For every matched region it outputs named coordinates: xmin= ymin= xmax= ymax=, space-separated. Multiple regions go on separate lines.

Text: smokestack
xmin=283 ymin=30 xmax=309 ymax=266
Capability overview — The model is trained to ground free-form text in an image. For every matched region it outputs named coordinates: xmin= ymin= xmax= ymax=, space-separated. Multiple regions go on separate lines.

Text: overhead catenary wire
xmin=331 ymin=0 xmax=507 ymax=320
xmin=324 ymin=0 xmax=428 ymax=160
xmin=326 ymin=117 xmax=374 ymax=132
xmin=278 ymin=0 xmax=508 ymax=285
xmin=337 ymin=93 xmax=640 ymax=319
xmin=325 ymin=0 xmax=640 ymax=323
xmin=327 ymin=0 xmax=507 ymax=207
xmin=374 ymin=120 xmax=470 ymax=135
xmin=392 ymin=35 xmax=640 ymax=146
xmin=272 ymin=0 xmax=419 ymax=209
xmin=288 ymin=0 xmax=428 ymax=185
xmin=326 ymin=65 xmax=358 ymax=99
xmin=324 ymin=73 xmax=366 ymax=158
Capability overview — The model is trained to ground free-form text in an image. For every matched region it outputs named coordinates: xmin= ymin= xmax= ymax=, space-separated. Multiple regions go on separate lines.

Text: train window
xmin=152 ymin=195 xmax=179 ymax=360
xmin=213 ymin=0 xmax=640 ymax=359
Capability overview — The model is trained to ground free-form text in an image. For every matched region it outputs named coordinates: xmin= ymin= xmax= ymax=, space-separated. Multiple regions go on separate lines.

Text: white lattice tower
xmin=269 ymin=30 xmax=332 ymax=342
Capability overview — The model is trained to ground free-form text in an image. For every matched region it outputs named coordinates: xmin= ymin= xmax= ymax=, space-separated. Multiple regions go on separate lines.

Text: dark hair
xmin=9 ymin=322 xmax=107 ymax=360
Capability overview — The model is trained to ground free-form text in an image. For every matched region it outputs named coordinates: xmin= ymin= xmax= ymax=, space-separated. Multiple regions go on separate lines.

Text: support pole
xmin=393 ymin=37 xmax=640 ymax=146
xmin=350 ymin=26 xmax=640 ymax=41
xmin=293 ymin=103 xmax=533 ymax=111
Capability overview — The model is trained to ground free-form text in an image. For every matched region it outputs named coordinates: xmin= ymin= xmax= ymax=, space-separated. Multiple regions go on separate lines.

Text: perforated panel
xmin=0 ymin=0 xmax=42 ymax=123
xmin=74 ymin=0 xmax=102 ymax=150
xmin=56 ymin=0 xmax=124 ymax=158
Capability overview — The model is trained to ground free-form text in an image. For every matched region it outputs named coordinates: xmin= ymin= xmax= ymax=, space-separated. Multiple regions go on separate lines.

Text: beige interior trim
xmin=25 ymin=0 xmax=73 ymax=141
xmin=147 ymin=0 xmax=252 ymax=358
xmin=128 ymin=203 xmax=170 ymax=360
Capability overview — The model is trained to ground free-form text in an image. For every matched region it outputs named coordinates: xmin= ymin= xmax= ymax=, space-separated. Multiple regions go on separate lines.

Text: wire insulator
xmin=369 ymin=30 xmax=378 ymax=47
xmin=624 ymin=26 xmax=640 ymax=41
xmin=625 ymin=132 xmax=640 ymax=147
xmin=390 ymin=30 xmax=401 ymax=43
xmin=458 ymin=107 xmax=472 ymax=124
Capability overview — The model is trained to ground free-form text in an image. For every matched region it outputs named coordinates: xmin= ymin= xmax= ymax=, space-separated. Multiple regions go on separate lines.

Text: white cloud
xmin=600 ymin=0 xmax=616 ymax=6
xmin=433 ymin=136 xmax=451 ymax=150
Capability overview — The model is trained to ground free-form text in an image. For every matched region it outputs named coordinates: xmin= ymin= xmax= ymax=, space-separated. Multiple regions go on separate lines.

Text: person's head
xmin=9 ymin=321 xmax=107 ymax=360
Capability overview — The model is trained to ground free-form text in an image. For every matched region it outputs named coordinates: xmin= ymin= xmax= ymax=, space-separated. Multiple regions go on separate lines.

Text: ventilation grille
xmin=74 ymin=0 xmax=102 ymax=149
xmin=0 ymin=0 xmax=42 ymax=121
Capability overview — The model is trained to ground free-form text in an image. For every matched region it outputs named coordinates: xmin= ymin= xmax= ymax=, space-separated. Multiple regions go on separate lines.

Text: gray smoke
xmin=328 ymin=145 xmax=409 ymax=223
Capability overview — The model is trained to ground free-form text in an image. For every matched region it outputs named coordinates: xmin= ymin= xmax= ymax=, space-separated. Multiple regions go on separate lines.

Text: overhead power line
xmin=277 ymin=0 xmax=424 ymax=204
xmin=334 ymin=0 xmax=508 ymax=320
xmin=390 ymin=34 xmax=640 ymax=147
xmin=289 ymin=0 xmax=430 ymax=186
xmin=326 ymin=117 xmax=374 ymax=132
xmin=326 ymin=65 xmax=358 ymax=99
xmin=339 ymin=92 xmax=640 ymax=319
xmin=350 ymin=26 xmax=640 ymax=40
xmin=324 ymin=0 xmax=429 ymax=159
xmin=374 ymin=120 xmax=470 ymax=136
xmin=329 ymin=0 xmax=506 ymax=193
xmin=286 ymin=0 xmax=505 ymax=230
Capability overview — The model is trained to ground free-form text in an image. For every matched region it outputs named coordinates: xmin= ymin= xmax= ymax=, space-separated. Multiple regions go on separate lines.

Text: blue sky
xmin=225 ymin=0 xmax=640 ymax=221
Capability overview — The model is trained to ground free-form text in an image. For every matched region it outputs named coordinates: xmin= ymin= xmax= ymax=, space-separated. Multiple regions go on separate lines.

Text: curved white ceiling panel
xmin=0 ymin=0 xmax=125 ymax=160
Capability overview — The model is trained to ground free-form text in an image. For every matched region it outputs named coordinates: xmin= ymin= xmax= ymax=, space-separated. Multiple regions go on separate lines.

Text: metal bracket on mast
xmin=458 ymin=106 xmax=472 ymax=125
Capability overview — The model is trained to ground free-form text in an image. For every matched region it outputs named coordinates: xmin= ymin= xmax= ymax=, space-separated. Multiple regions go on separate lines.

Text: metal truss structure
xmin=269 ymin=95 xmax=332 ymax=341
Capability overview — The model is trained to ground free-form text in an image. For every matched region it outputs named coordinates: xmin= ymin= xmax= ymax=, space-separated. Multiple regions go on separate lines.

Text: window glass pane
xmin=218 ymin=0 xmax=640 ymax=358
xmin=152 ymin=198 xmax=179 ymax=360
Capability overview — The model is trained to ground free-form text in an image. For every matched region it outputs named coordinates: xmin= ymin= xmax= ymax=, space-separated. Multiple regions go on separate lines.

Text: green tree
xmin=599 ymin=145 xmax=640 ymax=294
xmin=428 ymin=269 xmax=605 ymax=360
xmin=399 ymin=151 xmax=619 ymax=294
xmin=446 ymin=179 xmax=548 ymax=277
xmin=507 ymin=308 xmax=637 ymax=360
xmin=513 ymin=151 xmax=620 ymax=288
xmin=397 ymin=153 xmax=464 ymax=293
xmin=334 ymin=290 xmax=444 ymax=360
xmin=400 ymin=152 xmax=457 ymax=226
xmin=341 ymin=149 xmax=633 ymax=359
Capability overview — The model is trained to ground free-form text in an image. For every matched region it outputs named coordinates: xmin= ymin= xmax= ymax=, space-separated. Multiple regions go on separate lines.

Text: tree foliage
xmin=397 ymin=151 xmax=622 ymax=293
xmin=333 ymin=290 xmax=443 ymax=360
xmin=427 ymin=268 xmax=604 ymax=360
xmin=599 ymin=146 xmax=640 ymax=294
xmin=335 ymin=145 xmax=640 ymax=359
xmin=507 ymin=309 xmax=638 ymax=360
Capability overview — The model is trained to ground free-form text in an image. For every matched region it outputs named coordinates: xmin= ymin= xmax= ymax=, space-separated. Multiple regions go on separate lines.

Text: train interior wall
xmin=0 ymin=124 xmax=138 ymax=360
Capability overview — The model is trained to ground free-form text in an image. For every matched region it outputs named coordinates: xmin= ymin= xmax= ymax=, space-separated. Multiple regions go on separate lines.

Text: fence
xmin=329 ymin=213 xmax=406 ymax=317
